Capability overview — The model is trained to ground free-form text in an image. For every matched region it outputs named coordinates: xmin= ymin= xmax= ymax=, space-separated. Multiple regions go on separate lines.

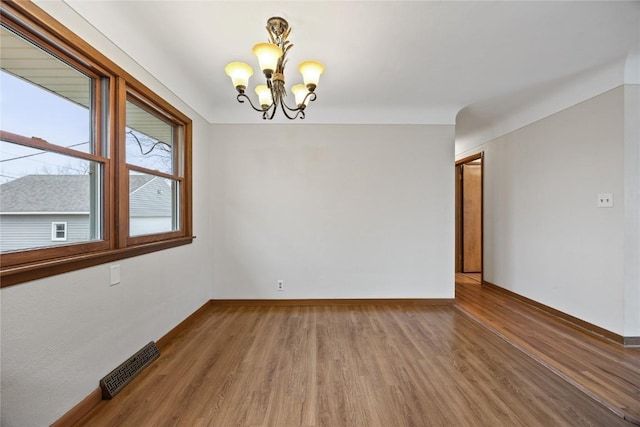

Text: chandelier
xmin=224 ymin=17 xmax=325 ymax=120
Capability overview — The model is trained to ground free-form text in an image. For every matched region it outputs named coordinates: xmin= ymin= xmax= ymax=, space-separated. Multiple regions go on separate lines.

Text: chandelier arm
xmin=304 ymin=92 xmax=317 ymax=104
xmin=261 ymin=85 xmax=280 ymax=120
xmin=278 ymin=97 xmax=305 ymax=120
xmin=237 ymin=93 xmax=268 ymax=113
xmin=280 ymin=92 xmax=318 ymax=113
xmin=264 ymin=102 xmax=278 ymax=120
xmin=280 ymin=97 xmax=301 ymax=113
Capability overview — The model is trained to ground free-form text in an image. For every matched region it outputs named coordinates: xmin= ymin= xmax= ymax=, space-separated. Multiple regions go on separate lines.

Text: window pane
xmin=129 ymin=171 xmax=178 ymax=236
xmin=0 ymin=26 xmax=92 ymax=153
xmin=126 ymin=100 xmax=174 ymax=174
xmin=52 ymin=222 xmax=67 ymax=240
xmin=0 ymin=142 xmax=102 ymax=253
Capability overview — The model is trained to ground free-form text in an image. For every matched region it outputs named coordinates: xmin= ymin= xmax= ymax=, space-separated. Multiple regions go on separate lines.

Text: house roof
xmin=129 ymin=175 xmax=157 ymax=195
xmin=0 ymin=174 xmax=155 ymax=213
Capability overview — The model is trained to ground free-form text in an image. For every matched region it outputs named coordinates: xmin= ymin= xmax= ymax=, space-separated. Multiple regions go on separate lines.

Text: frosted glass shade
xmin=255 ymin=85 xmax=273 ymax=108
xmin=224 ymin=62 xmax=253 ymax=90
xmin=298 ymin=60 xmax=325 ymax=89
xmin=291 ymin=84 xmax=309 ymax=107
xmin=252 ymin=43 xmax=283 ymax=74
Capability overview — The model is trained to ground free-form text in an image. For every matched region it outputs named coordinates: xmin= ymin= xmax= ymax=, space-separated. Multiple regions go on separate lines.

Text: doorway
xmin=455 ymin=153 xmax=483 ymax=283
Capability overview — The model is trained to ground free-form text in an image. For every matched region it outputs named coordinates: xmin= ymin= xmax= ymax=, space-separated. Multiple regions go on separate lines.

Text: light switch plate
xmin=597 ymin=193 xmax=613 ymax=208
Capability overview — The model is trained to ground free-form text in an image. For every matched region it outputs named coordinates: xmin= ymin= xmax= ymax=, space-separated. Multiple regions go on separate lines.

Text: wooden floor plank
xmin=76 ymin=301 xmax=632 ymax=426
xmin=455 ymin=273 xmax=640 ymax=424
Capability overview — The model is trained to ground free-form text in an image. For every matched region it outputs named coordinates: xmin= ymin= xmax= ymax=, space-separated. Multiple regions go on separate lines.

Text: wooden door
xmin=461 ymin=163 xmax=482 ymax=272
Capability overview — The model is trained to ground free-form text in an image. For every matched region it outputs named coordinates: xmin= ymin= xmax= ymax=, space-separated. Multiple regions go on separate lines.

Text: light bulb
xmin=252 ymin=43 xmax=283 ymax=77
xmin=224 ymin=62 xmax=254 ymax=92
xmin=291 ymin=84 xmax=309 ymax=107
xmin=298 ymin=60 xmax=325 ymax=91
xmin=255 ymin=85 xmax=273 ymax=108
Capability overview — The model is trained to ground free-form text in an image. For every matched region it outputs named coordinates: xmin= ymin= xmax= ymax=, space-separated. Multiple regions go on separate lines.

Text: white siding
xmin=0 ymin=214 xmax=90 ymax=252
xmin=129 ymin=177 xmax=174 ymax=236
xmin=130 ymin=217 xmax=172 ymax=236
xmin=130 ymin=178 xmax=173 ymax=217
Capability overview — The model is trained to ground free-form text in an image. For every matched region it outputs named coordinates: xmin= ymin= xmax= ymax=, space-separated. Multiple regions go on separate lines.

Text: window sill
xmin=0 ymin=236 xmax=194 ymax=288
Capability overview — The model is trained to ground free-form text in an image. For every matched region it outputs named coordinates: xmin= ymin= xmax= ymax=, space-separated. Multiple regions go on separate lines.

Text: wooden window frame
xmin=0 ymin=1 xmax=193 ymax=287
xmin=123 ymin=90 xmax=188 ymax=245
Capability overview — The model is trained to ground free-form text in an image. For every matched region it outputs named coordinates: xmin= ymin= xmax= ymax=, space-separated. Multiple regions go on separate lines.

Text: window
xmin=0 ymin=1 xmax=192 ymax=287
xmin=51 ymin=222 xmax=67 ymax=241
xmin=126 ymin=98 xmax=181 ymax=238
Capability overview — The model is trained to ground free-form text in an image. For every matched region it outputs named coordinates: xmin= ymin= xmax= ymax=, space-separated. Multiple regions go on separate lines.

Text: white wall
xmin=211 ymin=124 xmax=455 ymax=300
xmin=480 ymin=87 xmax=627 ymax=334
xmin=0 ymin=2 xmax=213 ymax=426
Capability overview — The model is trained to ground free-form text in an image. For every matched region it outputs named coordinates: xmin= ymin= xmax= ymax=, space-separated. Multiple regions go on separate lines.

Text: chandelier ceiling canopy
xmin=224 ymin=17 xmax=325 ymax=120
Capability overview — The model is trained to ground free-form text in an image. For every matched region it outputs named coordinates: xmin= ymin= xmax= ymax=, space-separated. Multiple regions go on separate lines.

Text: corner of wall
xmin=455 ymin=57 xmax=627 ymax=156
xmin=624 ymin=83 xmax=640 ymax=337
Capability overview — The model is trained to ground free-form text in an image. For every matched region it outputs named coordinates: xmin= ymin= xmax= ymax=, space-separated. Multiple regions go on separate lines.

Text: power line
xmin=0 ymin=141 xmax=89 ymax=163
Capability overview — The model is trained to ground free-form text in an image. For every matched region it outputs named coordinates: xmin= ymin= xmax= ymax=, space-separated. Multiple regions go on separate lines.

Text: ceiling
xmin=55 ymin=1 xmax=638 ymax=128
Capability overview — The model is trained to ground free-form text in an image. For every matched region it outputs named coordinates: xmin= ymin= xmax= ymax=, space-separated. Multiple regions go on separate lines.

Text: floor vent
xmin=100 ymin=341 xmax=160 ymax=399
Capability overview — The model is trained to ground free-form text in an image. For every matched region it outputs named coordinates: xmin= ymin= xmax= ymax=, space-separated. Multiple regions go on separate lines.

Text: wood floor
xmin=455 ymin=273 xmax=640 ymax=424
xmin=75 ymin=283 xmax=637 ymax=426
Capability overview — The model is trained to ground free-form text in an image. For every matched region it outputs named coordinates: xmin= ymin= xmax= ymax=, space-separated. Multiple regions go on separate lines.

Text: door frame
xmin=455 ymin=152 xmax=484 ymax=282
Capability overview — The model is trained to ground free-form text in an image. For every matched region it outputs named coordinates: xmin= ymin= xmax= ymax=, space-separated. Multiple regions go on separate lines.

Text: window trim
xmin=124 ymin=90 xmax=187 ymax=244
xmin=51 ymin=222 xmax=68 ymax=241
xmin=0 ymin=1 xmax=193 ymax=287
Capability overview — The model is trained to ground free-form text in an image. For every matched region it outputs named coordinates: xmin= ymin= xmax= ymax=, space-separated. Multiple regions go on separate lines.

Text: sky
xmin=0 ymin=70 xmax=173 ymax=184
xmin=0 ymin=70 xmax=91 ymax=184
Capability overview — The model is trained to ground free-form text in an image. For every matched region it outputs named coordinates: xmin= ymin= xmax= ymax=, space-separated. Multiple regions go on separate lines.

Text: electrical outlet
xmin=277 ymin=280 xmax=284 ymax=291
xmin=597 ymin=193 xmax=614 ymax=208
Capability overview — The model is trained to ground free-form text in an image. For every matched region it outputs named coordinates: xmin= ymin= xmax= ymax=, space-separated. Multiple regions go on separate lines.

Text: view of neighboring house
xmin=129 ymin=174 xmax=175 ymax=236
xmin=0 ymin=174 xmax=173 ymax=252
